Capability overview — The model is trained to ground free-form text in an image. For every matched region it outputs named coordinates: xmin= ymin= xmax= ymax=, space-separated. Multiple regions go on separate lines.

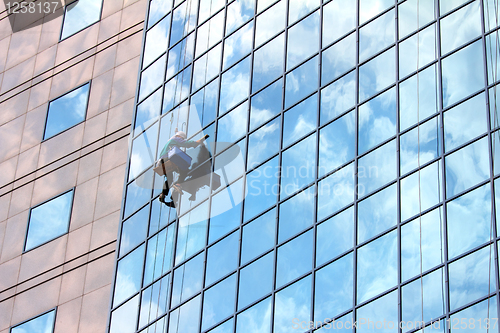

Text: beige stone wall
xmin=0 ymin=0 xmax=147 ymax=331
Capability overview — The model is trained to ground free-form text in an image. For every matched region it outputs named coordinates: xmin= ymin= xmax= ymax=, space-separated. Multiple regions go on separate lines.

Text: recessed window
xmin=44 ymin=82 xmax=90 ymax=140
xmin=60 ymin=0 xmax=103 ymax=40
xmin=25 ymin=190 xmax=74 ymax=252
xmin=11 ymin=309 xmax=56 ymax=333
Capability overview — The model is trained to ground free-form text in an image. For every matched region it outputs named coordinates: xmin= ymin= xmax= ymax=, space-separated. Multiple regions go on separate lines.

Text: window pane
xmin=399 ymin=64 xmax=439 ymax=131
xmin=255 ymin=1 xmax=285 ymax=47
xmin=399 ymin=24 xmax=436 ymax=79
xmin=314 ymin=253 xmax=353 ymax=322
xmin=217 ymin=101 xmax=249 ymax=144
xmin=401 ymin=207 xmax=444 ymax=281
xmin=285 ymin=55 xmax=318 ymax=109
xmin=447 ymin=183 xmax=492 ymax=259
xmin=124 ymin=169 xmax=154 ymax=218
xmin=450 ymin=296 xmax=498 ymax=333
xmin=199 ymin=0 xmax=225 ymax=24
xmin=289 ymin=0 xmax=319 ymax=24
xmin=359 ymin=47 xmax=395 ymax=102
xmin=280 ymin=134 xmax=316 ymax=197
xmin=445 ymin=137 xmax=489 ymax=197
xmin=356 ymin=291 xmax=398 ymax=333
xmin=241 ymin=209 xmax=276 ymax=264
xmin=206 ymin=231 xmax=239 ymax=285
xmin=135 ymin=88 xmax=162 ymax=135
xmin=168 ymin=295 xmax=201 ymax=333
xmin=143 ymin=222 xmax=175 ymax=285
xmin=250 ymin=79 xmax=283 ymax=130
xmin=171 ymin=252 xmax=204 ymax=307
xmin=449 ymin=246 xmax=496 ymax=311
xmin=170 ymin=0 xmax=198 ymax=47
xmin=110 ymin=295 xmax=140 ymax=333
xmin=190 ymin=78 xmax=218 ymax=129
xmin=286 ymin=11 xmax=320 ymax=70
xmin=398 ymin=0 xmax=435 ymax=38
xmin=402 ymin=269 xmax=445 ymax=331
xmin=316 ymin=207 xmax=354 ymax=266
xmin=320 ymin=71 xmax=356 ymax=125
xmin=358 ymin=139 xmax=397 ymax=197
xmin=440 ymin=1 xmax=481 ymax=55
xmin=252 ymin=35 xmax=285 ymax=92
xmin=358 ymin=184 xmax=397 ymax=243
xmin=279 ymin=186 xmax=315 ymax=242
xmin=226 ymin=0 xmax=255 ymax=35
xmin=442 ymin=40 xmax=484 ymax=108
xmin=220 ymin=56 xmax=251 ymax=114
xmin=202 ymin=274 xmax=237 ymax=331
xmin=143 ymin=15 xmax=170 ymax=67
xmin=400 ymin=160 xmax=443 ymax=222
xmin=223 ymin=21 xmax=254 ymax=70
xmin=359 ymin=0 xmax=394 ymax=24
xmin=444 ymin=93 xmax=487 ymax=152
xmin=208 ymin=319 xmax=233 ymax=333
xmin=140 ymin=58 xmax=166 ymax=105
xmin=44 ymin=83 xmax=90 ymax=140
xmin=322 ymin=33 xmax=356 ymax=85
xmin=236 ymin=297 xmax=272 ymax=333
xmin=358 ymin=87 xmax=397 ymax=154
xmin=247 ymin=117 xmax=280 ymax=168
xmin=129 ymin=123 xmax=158 ymax=180
xmin=238 ymin=252 xmax=274 ymax=309
xmin=244 ymin=157 xmax=279 ymax=222
xmin=166 ymin=33 xmax=195 ymax=80
xmin=193 ymin=43 xmax=222 ymax=91
xmin=359 ymin=10 xmax=395 ymax=62
xmin=114 ymin=244 xmax=145 ymax=306
xmin=276 ymin=230 xmax=313 ymax=288
xmin=322 ymin=0 xmax=356 ymax=46
xmin=11 ymin=309 xmax=56 ymax=333
xmin=25 ymin=190 xmax=74 ymax=251
xmin=139 ymin=274 xmax=170 ymax=328
xmin=148 ymin=0 xmax=172 ymax=28
xmin=274 ymin=275 xmax=312 ymax=333
xmin=163 ymin=65 xmax=191 ymax=112
xmin=317 ymin=162 xmax=355 ymax=221
xmin=61 ymin=0 xmax=102 ymax=40
xmin=484 ymin=0 xmax=500 ymax=31
xmin=357 ymin=230 xmax=397 ymax=303
xmin=120 ymin=204 xmax=149 ymax=257
xmin=283 ymin=93 xmax=317 ymax=148
xmin=195 ymin=11 xmax=224 ymax=58
xmin=440 ymin=0 xmax=469 ymax=14
xmin=175 ymin=201 xmax=209 ymax=264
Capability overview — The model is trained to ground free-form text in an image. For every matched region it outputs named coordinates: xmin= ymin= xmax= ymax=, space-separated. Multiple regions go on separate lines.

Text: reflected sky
xmin=120 ymin=204 xmax=149 ymax=257
xmin=283 ymin=93 xmax=317 ymax=148
xmin=320 ymin=71 xmax=356 ymax=124
xmin=440 ymin=1 xmax=481 ymax=55
xmin=358 ymin=139 xmax=397 ymax=197
xmin=359 ymin=0 xmax=393 ymax=24
xmin=130 ymin=123 xmax=158 ymax=181
xmin=280 ymin=134 xmax=316 ymax=197
xmin=199 ymin=0 xmax=225 ymax=24
xmin=195 ymin=11 xmax=224 ymax=58
xmin=276 ymin=230 xmax=313 ymax=288
xmin=285 ymin=56 xmax=318 ymax=109
xmin=359 ymin=47 xmax=395 ymax=102
xmin=110 ymin=295 xmax=140 ymax=333
xmin=135 ymin=89 xmax=162 ymax=136
xmin=170 ymin=0 xmax=198 ymax=47
xmin=238 ymin=252 xmax=274 ymax=309
xmin=255 ymin=0 xmax=285 ymax=47
xmin=274 ymin=275 xmax=312 ymax=333
xmin=279 ymin=186 xmax=315 ymax=242
xmin=450 ymin=296 xmax=498 ymax=333
xmin=322 ymin=0 xmax=355 ymax=46
xmin=61 ymin=0 xmax=102 ymax=40
xmin=143 ymin=222 xmax=175 ymax=285
xmin=399 ymin=24 xmax=436 ymax=79
xmin=247 ymin=116 xmax=280 ymax=168
xmin=139 ymin=55 xmax=166 ymax=103
xmin=287 ymin=10 xmax=319 ymax=70
xmin=175 ymin=201 xmax=208 ymax=264
xmin=358 ymin=184 xmax=397 ymax=243
xmin=114 ymin=245 xmax=145 ymax=307
xmin=26 ymin=189 xmax=73 ymax=251
xmin=317 ymin=162 xmax=355 ymax=221
xmin=289 ymin=0 xmax=318 ymax=24
xmin=143 ymin=15 xmax=170 ymax=67
xmin=316 ymin=207 xmax=354 ymax=266
xmin=205 ymin=231 xmax=239 ymax=285
xmin=359 ymin=10 xmax=394 ymax=62
xmin=44 ymin=83 xmax=89 ymax=140
xmin=168 ymin=295 xmax=201 ymax=333
xmin=202 ymin=274 xmax=237 ymax=331
xmin=166 ymin=33 xmax=194 ymax=80
xmin=193 ymin=43 xmax=222 ymax=91
xmin=223 ymin=21 xmax=253 ymax=70
xmin=356 ymin=290 xmax=398 ymax=333
xmin=226 ymin=0 xmax=254 ymax=35
xmin=236 ymin=297 xmax=272 ymax=333
xmin=241 ymin=208 xmax=276 ymax=264
xmin=11 ymin=309 xmax=56 ymax=333
xmin=220 ymin=57 xmax=251 ymax=114
xmin=148 ymin=0 xmax=172 ymax=28
xmin=253 ymin=34 xmax=284 ymax=92
xmin=250 ymin=79 xmax=282 ymax=130
xmin=398 ymin=0 xmax=435 ymax=38
xmin=217 ymin=101 xmax=248 ymax=144
xmin=171 ymin=252 xmax=203 ymax=308
xmin=322 ymin=33 xmax=356 ymax=85
xmin=139 ymin=274 xmax=170 ymax=329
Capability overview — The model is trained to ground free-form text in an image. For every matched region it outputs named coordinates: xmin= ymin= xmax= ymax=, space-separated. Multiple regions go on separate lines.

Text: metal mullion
xmin=352 ymin=0 xmax=360 ymax=330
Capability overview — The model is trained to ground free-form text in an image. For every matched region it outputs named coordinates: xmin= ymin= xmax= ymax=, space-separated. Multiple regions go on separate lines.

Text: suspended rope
xmin=200 ymin=0 xmax=214 ymax=130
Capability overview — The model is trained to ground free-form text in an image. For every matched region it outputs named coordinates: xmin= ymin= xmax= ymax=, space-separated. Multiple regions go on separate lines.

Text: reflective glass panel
xmin=202 ymin=274 xmax=237 ymax=331
xmin=450 ymin=296 xmax=498 ymax=333
xmin=255 ymin=1 xmax=285 ymax=47
xmin=190 ymin=78 xmax=218 ymax=129
xmin=399 ymin=24 xmax=436 ymax=79
xmin=44 ymin=83 xmax=90 ymax=140
xmin=322 ymin=33 xmax=356 ymax=85
xmin=109 ymin=295 xmax=140 ymax=333
xmin=274 ymin=275 xmax=312 ymax=333
xmin=244 ymin=157 xmax=279 ymax=222
xmin=252 ymin=34 xmax=285 ymax=92
xmin=195 ymin=11 xmax=224 ymax=58
xmin=283 ymin=93 xmax=317 ymax=148
xmin=440 ymin=0 xmax=469 ymax=14
xmin=208 ymin=319 xmax=233 ymax=333
xmin=236 ymin=297 xmax=272 ymax=333
xmin=170 ymin=0 xmax=198 ymax=47
xmin=120 ymin=204 xmax=149 ymax=257
xmin=166 ymin=33 xmax=195 ymax=80
xmin=280 ymin=134 xmax=317 ymax=197
xmin=400 ymin=160 xmax=443 ymax=222
xmin=317 ymin=162 xmax=355 ymax=221
xmin=357 ymin=230 xmax=397 ymax=303
xmin=199 ymin=0 xmax=225 ymax=24
xmin=61 ymin=0 xmax=102 ymax=40
xmin=163 ymin=65 xmax=191 ymax=112
xmin=143 ymin=222 xmax=175 ymax=285
xmin=359 ymin=10 xmax=395 ymax=62
xmin=139 ymin=274 xmax=170 ymax=328
xmin=217 ymin=101 xmax=248 ymax=144
xmin=444 ymin=93 xmax=487 ymax=152
xmin=11 ymin=309 xmax=56 ymax=333
xmin=143 ymin=15 xmax=170 ymax=67
xmin=114 ymin=244 xmax=145 ymax=306
xmin=322 ymin=0 xmax=356 ymax=46
xmin=135 ymin=88 xmax=162 ymax=135
xmin=276 ymin=230 xmax=313 ymax=288
xmin=25 ymin=190 xmax=73 ymax=251
xmin=320 ymin=71 xmax=356 ymax=125
xmin=358 ymin=184 xmax=397 ymax=243
xmin=139 ymin=55 xmax=166 ymax=103
xmin=449 ymin=245 xmax=496 ymax=310
xmin=445 ymin=137 xmax=489 ymax=197
xmin=129 ymin=123 xmax=158 ymax=180
xmin=220 ymin=56 xmax=251 ymax=114
xmin=486 ymin=31 xmax=500 ymax=85
xmin=314 ymin=253 xmax=353 ymax=322
xmin=192 ymin=43 xmax=222 ymax=91
xmin=171 ymin=252 xmax=204 ymax=307
xmin=398 ymin=0 xmax=435 ymax=38
xmin=124 ymin=169 xmax=154 ymax=218
xmin=358 ymin=87 xmax=397 ymax=154
xmin=286 ymin=10 xmax=319 ymax=70
xmin=442 ymin=40 xmax=484 ymax=108
xmin=247 ymin=116 xmax=281 ymax=168
xmin=226 ymin=0 xmax=255 ymax=35
xmin=401 ymin=207 xmax=444 ymax=281
xmin=357 ymin=139 xmax=397 ymax=197
xmin=241 ymin=209 xmax=276 ymax=264
xmin=289 ymin=0 xmax=319 ymax=24
xmin=359 ymin=0 xmax=394 ymax=24
xmin=175 ymin=201 xmax=209 ymax=264
xmin=205 ymin=231 xmax=239 ymax=285
xmin=278 ymin=186 xmax=315 ymax=242
xmin=359 ymin=47 xmax=395 ymax=102
xmin=484 ymin=0 xmax=500 ymax=31
xmin=223 ymin=21 xmax=254 ymax=70
xmin=356 ymin=291 xmax=398 ymax=333
xmin=447 ymin=183 xmax=492 ymax=259
xmin=316 ymin=207 xmax=354 ymax=266
xmin=168 ymin=295 xmax=201 ymax=333
xmin=250 ymin=79 xmax=283 ymax=130
xmin=148 ymin=0 xmax=172 ymax=28
xmin=285 ymin=55 xmax=319 ymax=109
xmin=238 ymin=252 xmax=274 ymax=309
xmin=440 ymin=1 xmax=481 ymax=55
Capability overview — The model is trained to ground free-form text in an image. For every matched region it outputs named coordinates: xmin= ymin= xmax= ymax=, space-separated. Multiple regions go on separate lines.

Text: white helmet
xmin=175 ymin=131 xmax=187 ymax=140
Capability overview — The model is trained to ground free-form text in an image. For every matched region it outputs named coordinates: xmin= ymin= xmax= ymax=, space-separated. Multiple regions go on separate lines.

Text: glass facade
xmin=110 ymin=0 xmax=500 ymax=332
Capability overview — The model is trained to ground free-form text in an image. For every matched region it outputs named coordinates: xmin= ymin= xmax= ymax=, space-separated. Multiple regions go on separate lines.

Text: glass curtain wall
xmin=108 ymin=0 xmax=500 ymax=332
